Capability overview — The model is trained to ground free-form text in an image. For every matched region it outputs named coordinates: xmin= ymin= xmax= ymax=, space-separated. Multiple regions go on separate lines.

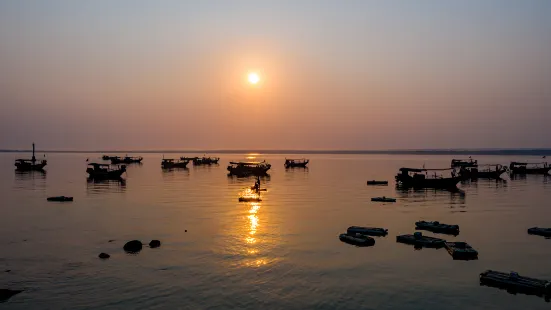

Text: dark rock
xmin=0 ymin=289 xmax=23 ymax=302
xmin=149 ymin=240 xmax=161 ymax=248
xmin=123 ymin=240 xmax=143 ymax=253
xmin=98 ymin=253 xmax=110 ymax=259
xmin=108 ymin=239 xmax=115 ymax=243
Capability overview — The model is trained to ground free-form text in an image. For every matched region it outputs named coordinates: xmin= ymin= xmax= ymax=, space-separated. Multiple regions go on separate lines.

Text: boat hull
xmin=87 ymin=169 xmax=125 ymax=180
xmin=15 ymin=163 xmax=47 ymax=171
xmin=395 ymin=175 xmax=461 ymax=189
xmin=227 ymin=167 xmax=270 ymax=177
xmin=510 ymin=167 xmax=551 ymax=175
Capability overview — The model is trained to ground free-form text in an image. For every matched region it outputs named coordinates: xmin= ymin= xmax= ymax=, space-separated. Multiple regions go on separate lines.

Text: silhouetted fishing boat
xmin=395 ymin=167 xmax=461 ymax=189
xmin=366 ymin=180 xmax=388 ymax=185
xmin=227 ymin=161 xmax=271 ymax=176
xmin=102 ymin=155 xmax=118 ymax=161
xmin=509 ymin=161 xmax=550 ymax=175
xmin=161 ymin=158 xmax=189 ymax=169
xmin=371 ymin=196 xmax=396 ymax=202
xmin=284 ymin=158 xmax=309 ymax=168
xmin=47 ymin=196 xmax=73 ymax=202
xmin=528 ymin=227 xmax=551 ymax=237
xmin=339 ymin=233 xmax=375 ymax=246
xmin=14 ymin=143 xmax=47 ymax=171
xmin=444 ymin=242 xmax=478 ymax=260
xmin=111 ymin=156 xmax=143 ymax=164
xmin=87 ymin=163 xmax=126 ymax=179
xmin=347 ymin=226 xmax=388 ymax=236
xmin=415 ymin=220 xmax=460 ymax=235
xmin=451 ymin=158 xmax=478 ymax=168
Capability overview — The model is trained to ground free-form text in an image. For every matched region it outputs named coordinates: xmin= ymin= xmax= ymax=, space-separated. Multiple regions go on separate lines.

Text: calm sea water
xmin=1 ymin=153 xmax=551 ymax=309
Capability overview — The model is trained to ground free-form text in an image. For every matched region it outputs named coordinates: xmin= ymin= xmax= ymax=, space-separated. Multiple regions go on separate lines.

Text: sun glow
xmin=248 ymin=72 xmax=260 ymax=84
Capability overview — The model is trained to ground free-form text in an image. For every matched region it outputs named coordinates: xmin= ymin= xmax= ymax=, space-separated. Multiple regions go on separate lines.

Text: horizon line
xmin=1 ymin=148 xmax=551 ymax=156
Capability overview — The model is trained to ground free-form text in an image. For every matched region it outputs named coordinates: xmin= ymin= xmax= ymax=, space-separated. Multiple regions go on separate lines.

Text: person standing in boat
xmin=254 ymin=176 xmax=261 ymax=192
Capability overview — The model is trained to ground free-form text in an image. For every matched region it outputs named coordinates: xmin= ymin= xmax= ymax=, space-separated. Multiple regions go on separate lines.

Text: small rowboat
xmin=347 ymin=226 xmax=388 ymax=236
xmin=238 ymin=197 xmax=262 ymax=202
xmin=47 ymin=196 xmax=73 ymax=202
xmin=528 ymin=227 xmax=551 ymax=237
xmin=366 ymin=180 xmax=388 ymax=185
xmin=371 ymin=197 xmax=396 ymax=202
xmin=339 ymin=233 xmax=375 ymax=246
xmin=444 ymin=242 xmax=478 ymax=260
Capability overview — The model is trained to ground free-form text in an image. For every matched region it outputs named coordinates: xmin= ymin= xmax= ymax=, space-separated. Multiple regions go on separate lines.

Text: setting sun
xmin=248 ymin=73 xmax=260 ymax=84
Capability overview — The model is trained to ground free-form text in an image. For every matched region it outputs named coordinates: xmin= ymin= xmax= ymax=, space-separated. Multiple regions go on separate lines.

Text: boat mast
xmin=32 ymin=142 xmax=36 ymax=163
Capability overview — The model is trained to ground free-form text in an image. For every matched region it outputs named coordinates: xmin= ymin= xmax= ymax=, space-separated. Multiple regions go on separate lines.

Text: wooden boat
xmin=14 ymin=143 xmax=47 ymax=171
xmin=451 ymin=158 xmax=478 ymax=168
xmin=366 ymin=180 xmax=388 ymax=185
xmin=444 ymin=242 xmax=478 ymax=260
xmin=111 ymin=156 xmax=143 ymax=164
xmin=87 ymin=163 xmax=126 ymax=179
xmin=528 ymin=227 xmax=551 ymax=237
xmin=395 ymin=167 xmax=461 ymax=189
xmin=161 ymin=158 xmax=189 ymax=169
xmin=396 ymin=232 xmax=446 ymax=248
xmin=339 ymin=233 xmax=375 ymax=246
xmin=227 ymin=161 xmax=271 ymax=176
xmin=480 ymin=270 xmax=551 ymax=298
xmin=415 ymin=220 xmax=459 ymax=235
xmin=510 ymin=162 xmax=550 ymax=175
xmin=371 ymin=197 xmax=396 ymax=202
xmin=47 ymin=196 xmax=73 ymax=202
xmin=284 ymin=158 xmax=309 ymax=168
xmin=347 ymin=226 xmax=388 ymax=236
xmin=471 ymin=164 xmax=509 ymax=179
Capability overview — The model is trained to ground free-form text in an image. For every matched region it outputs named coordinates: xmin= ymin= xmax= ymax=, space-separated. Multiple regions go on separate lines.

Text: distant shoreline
xmin=1 ymin=149 xmax=551 ymax=156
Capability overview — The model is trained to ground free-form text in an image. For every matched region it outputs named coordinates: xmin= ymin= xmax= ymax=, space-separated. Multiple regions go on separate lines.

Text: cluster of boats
xmin=394 ymin=157 xmax=550 ymax=189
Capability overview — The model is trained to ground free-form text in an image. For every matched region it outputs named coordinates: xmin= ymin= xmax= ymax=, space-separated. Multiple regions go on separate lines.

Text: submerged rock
xmin=123 ymin=240 xmax=143 ymax=253
xmin=149 ymin=240 xmax=161 ymax=248
xmin=0 ymin=289 xmax=23 ymax=302
xmin=98 ymin=253 xmax=110 ymax=259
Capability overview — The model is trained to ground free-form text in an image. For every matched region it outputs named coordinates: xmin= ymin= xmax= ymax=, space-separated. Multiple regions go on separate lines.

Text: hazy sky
xmin=1 ymin=1 xmax=550 ymax=150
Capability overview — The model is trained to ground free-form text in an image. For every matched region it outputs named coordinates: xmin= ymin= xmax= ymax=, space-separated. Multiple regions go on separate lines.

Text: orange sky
xmin=1 ymin=1 xmax=550 ymax=150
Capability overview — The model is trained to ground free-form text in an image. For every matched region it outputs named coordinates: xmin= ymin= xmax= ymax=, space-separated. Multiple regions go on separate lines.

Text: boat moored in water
xmin=14 ymin=143 xmax=47 ymax=171
xmin=347 ymin=226 xmax=388 ymax=236
xmin=444 ymin=242 xmax=478 ymax=260
xmin=284 ymin=158 xmax=309 ymax=168
xmin=111 ymin=156 xmax=143 ymax=164
xmin=227 ymin=161 xmax=271 ymax=176
xmin=396 ymin=232 xmax=446 ymax=248
xmin=87 ymin=163 xmax=126 ymax=179
xmin=451 ymin=158 xmax=478 ymax=168
xmin=161 ymin=158 xmax=189 ymax=169
xmin=339 ymin=233 xmax=375 ymax=246
xmin=366 ymin=180 xmax=388 ymax=185
xmin=415 ymin=220 xmax=459 ymax=235
xmin=480 ymin=270 xmax=551 ymax=299
xmin=509 ymin=162 xmax=550 ymax=175
xmin=371 ymin=196 xmax=396 ymax=202
xmin=528 ymin=227 xmax=551 ymax=237
xmin=395 ymin=167 xmax=461 ymax=189
xmin=47 ymin=196 xmax=73 ymax=202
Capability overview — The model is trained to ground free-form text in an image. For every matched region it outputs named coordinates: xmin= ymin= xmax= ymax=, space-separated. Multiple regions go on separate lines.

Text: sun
xmin=248 ymin=72 xmax=260 ymax=84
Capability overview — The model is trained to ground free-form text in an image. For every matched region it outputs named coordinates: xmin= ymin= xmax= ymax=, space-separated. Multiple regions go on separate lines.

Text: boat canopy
xmin=162 ymin=158 xmax=175 ymax=162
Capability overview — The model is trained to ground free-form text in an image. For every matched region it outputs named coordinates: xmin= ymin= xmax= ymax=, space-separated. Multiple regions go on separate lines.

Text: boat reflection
xmin=86 ymin=178 xmax=126 ymax=194
xmin=14 ymin=170 xmax=47 ymax=190
xmin=243 ymin=201 xmax=267 ymax=267
xmin=395 ymin=186 xmax=466 ymax=203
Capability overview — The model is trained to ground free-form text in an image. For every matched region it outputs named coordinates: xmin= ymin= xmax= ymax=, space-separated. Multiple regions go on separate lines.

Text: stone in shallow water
xmin=0 ymin=289 xmax=23 ymax=302
xmin=123 ymin=240 xmax=143 ymax=253
xmin=149 ymin=240 xmax=161 ymax=248
xmin=98 ymin=253 xmax=110 ymax=259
